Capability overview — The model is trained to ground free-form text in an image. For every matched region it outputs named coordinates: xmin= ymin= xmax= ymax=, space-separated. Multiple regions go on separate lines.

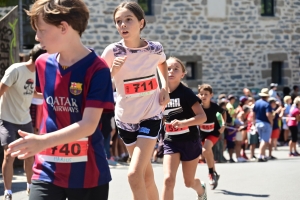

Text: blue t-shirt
xmin=253 ymin=99 xmax=273 ymax=123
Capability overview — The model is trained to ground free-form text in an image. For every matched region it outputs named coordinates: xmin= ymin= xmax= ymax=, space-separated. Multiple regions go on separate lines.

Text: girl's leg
xmin=161 ymin=154 xmax=180 ymax=200
xmin=126 ymin=138 xmax=159 ymax=200
xmin=182 ymin=157 xmax=204 ymax=196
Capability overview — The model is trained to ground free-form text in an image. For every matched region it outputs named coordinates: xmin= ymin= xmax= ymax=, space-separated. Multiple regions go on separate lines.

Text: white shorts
xmin=283 ymin=124 xmax=288 ymax=130
xmin=235 ymin=131 xmax=243 ymax=141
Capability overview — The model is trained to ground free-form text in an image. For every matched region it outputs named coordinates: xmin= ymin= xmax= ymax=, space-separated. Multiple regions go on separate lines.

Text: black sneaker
xmin=229 ymin=158 xmax=235 ymax=163
xmin=269 ymin=156 xmax=277 ymax=160
xmin=257 ymin=158 xmax=267 ymax=162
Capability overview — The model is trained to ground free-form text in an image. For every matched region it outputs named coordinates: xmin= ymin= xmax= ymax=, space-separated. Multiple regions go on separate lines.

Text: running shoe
xmin=107 ymin=159 xmax=117 ymax=166
xmin=208 ymin=172 xmax=220 ymax=190
xmin=237 ymin=157 xmax=247 ymax=162
xmin=3 ymin=194 xmax=12 ymax=200
xmin=250 ymin=156 xmax=257 ymax=161
xmin=289 ymin=152 xmax=295 ymax=157
xmin=26 ymin=188 xmax=30 ymax=196
xmin=197 ymin=182 xmax=207 ymax=200
xmin=268 ymin=156 xmax=277 ymax=160
xmin=242 ymin=152 xmax=249 ymax=160
xmin=229 ymin=158 xmax=235 ymax=163
xmin=294 ymin=152 xmax=300 ymax=156
xmin=257 ymin=158 xmax=267 ymax=162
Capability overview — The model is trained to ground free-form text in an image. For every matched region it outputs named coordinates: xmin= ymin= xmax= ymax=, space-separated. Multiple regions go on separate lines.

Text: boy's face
xmin=114 ymin=8 xmax=144 ymax=41
xmin=198 ymin=89 xmax=213 ymax=103
xmin=35 ymin=15 xmax=63 ymax=54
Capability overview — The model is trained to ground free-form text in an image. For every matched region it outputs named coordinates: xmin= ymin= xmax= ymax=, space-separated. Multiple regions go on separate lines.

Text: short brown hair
xmin=26 ymin=0 xmax=89 ymax=37
xmin=29 ymin=44 xmax=47 ymax=62
xmin=113 ymin=1 xmax=146 ymax=31
xmin=198 ymin=84 xmax=213 ymax=94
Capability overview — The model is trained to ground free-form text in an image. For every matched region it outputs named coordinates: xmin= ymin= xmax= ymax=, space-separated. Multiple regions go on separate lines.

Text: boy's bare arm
xmin=8 ymin=107 xmax=103 ymax=159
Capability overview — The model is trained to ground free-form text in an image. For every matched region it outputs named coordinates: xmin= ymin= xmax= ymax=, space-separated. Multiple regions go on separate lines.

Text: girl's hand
xmin=111 ymin=56 xmax=127 ymax=76
xmin=171 ymin=119 xmax=186 ymax=129
xmin=159 ymin=88 xmax=170 ymax=107
xmin=7 ymin=130 xmax=45 ymax=159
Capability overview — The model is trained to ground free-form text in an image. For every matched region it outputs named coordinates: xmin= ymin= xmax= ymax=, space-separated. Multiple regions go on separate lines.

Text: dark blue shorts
xmin=226 ymin=140 xmax=235 ymax=149
xmin=163 ymin=138 xmax=202 ymax=161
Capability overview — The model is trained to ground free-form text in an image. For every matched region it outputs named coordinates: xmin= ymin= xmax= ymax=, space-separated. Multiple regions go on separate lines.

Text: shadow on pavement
xmin=216 ymin=190 xmax=269 ymax=198
xmin=0 ymin=181 xmax=27 ymax=194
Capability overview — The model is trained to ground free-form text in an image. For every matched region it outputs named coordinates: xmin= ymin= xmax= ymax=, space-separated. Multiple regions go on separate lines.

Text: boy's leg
xmin=161 ymin=153 xmax=180 ymax=200
xmin=2 ymin=146 xmax=15 ymax=192
xmin=202 ymin=136 xmax=220 ymax=189
xmin=0 ymin=120 xmax=19 ymax=195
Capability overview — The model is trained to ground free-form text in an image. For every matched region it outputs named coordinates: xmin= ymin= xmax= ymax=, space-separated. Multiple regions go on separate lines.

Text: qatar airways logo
xmin=46 ymin=96 xmax=79 ymax=113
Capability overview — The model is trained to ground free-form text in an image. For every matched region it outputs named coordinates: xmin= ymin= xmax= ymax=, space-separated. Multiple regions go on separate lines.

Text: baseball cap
xmin=239 ymin=96 xmax=248 ymax=102
xmin=270 ymin=83 xmax=278 ymax=87
xmin=228 ymin=95 xmax=235 ymax=100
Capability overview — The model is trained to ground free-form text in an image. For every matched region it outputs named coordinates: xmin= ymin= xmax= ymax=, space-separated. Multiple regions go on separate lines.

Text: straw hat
xmin=258 ymin=88 xmax=269 ymax=97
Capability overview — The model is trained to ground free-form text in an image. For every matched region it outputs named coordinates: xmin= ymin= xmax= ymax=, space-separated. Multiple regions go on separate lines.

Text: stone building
xmin=1 ymin=0 xmax=300 ymax=96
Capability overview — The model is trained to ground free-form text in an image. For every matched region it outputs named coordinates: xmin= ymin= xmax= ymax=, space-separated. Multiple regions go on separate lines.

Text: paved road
xmin=1 ymin=146 xmax=300 ymax=200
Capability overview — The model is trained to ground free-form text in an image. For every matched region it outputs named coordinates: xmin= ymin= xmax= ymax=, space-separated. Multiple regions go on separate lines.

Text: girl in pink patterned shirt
xmin=101 ymin=2 xmax=169 ymax=200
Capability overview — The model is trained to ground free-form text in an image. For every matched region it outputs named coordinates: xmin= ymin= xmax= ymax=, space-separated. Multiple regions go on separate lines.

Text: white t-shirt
xmin=0 ymin=63 xmax=35 ymax=124
xmin=101 ymin=40 xmax=166 ymax=124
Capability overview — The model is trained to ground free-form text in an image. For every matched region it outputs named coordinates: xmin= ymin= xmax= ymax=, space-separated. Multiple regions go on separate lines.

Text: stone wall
xmin=84 ymin=0 xmax=300 ymax=96
xmin=3 ymin=1 xmax=300 ymax=96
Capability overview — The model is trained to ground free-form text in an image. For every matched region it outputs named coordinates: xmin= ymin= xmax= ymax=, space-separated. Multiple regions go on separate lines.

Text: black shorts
xmin=118 ymin=119 xmax=162 ymax=146
xmin=289 ymin=126 xmax=298 ymax=143
xmin=0 ymin=120 xmax=33 ymax=146
xmin=29 ymin=180 xmax=109 ymax=200
xmin=164 ymin=138 xmax=202 ymax=161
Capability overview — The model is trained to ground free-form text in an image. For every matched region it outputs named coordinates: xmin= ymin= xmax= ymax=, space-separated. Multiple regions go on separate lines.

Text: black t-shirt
xmin=101 ymin=112 xmax=114 ymax=138
xmin=201 ymin=102 xmax=225 ymax=138
xmin=163 ymin=83 xmax=201 ymax=141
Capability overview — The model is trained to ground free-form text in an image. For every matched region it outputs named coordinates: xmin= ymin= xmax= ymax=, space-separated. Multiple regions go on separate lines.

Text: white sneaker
xmin=197 ymin=182 xmax=207 ymax=200
xmin=237 ymin=157 xmax=247 ymax=162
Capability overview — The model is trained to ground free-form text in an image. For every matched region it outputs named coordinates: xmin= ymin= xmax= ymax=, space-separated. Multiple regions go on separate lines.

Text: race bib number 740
xmin=39 ymin=138 xmax=88 ymax=163
xmin=124 ymin=74 xmax=158 ymax=98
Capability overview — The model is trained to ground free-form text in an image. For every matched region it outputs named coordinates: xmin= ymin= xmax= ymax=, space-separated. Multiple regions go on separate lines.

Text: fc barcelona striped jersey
xmin=32 ymin=50 xmax=114 ymax=188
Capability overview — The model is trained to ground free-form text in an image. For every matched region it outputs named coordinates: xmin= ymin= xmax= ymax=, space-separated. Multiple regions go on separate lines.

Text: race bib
xmin=165 ymin=123 xmax=189 ymax=135
xmin=124 ymin=75 xmax=158 ymax=98
xmin=39 ymin=138 xmax=88 ymax=163
xmin=200 ymin=123 xmax=215 ymax=132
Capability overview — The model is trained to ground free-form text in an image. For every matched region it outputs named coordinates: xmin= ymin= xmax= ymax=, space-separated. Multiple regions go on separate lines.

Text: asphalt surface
xmin=1 ymin=146 xmax=299 ymax=200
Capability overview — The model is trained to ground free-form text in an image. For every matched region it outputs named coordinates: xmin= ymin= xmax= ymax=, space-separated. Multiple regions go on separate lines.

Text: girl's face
xmin=166 ymin=59 xmax=185 ymax=83
xmin=270 ymin=102 xmax=277 ymax=109
xmin=114 ymin=8 xmax=144 ymax=41
xmin=287 ymin=99 xmax=292 ymax=105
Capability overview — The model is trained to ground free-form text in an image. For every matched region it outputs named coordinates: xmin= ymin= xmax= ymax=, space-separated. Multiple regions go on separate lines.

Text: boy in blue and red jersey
xmin=7 ymin=1 xmax=114 ymax=200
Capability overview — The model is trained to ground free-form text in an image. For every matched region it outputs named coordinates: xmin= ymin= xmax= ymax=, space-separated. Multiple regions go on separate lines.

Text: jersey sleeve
xmin=216 ymin=103 xmax=225 ymax=114
xmin=85 ymin=67 xmax=114 ymax=112
xmin=1 ymin=66 xmax=18 ymax=87
xmin=158 ymin=43 xmax=166 ymax=64
xmin=101 ymin=44 xmax=115 ymax=69
xmin=185 ymin=87 xmax=200 ymax=107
